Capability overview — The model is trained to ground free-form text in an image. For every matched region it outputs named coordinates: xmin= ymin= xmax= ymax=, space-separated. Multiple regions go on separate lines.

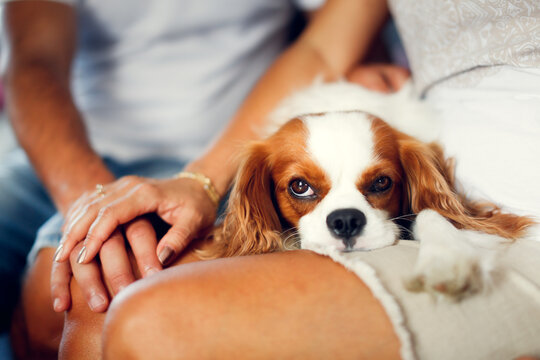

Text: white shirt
xmin=44 ymin=0 xmax=323 ymax=161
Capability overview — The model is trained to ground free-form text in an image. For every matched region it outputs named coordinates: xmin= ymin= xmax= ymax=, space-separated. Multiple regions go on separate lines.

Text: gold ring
xmin=95 ymin=183 xmax=106 ymax=197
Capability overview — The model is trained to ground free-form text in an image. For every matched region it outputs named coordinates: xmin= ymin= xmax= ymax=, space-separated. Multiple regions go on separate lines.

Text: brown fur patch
xmin=203 ymin=118 xmax=331 ymax=258
xmin=356 ymin=118 xmax=405 ymax=218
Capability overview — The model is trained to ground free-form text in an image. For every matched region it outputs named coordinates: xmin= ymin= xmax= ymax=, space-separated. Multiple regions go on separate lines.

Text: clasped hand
xmin=51 ymin=175 xmax=218 ymax=312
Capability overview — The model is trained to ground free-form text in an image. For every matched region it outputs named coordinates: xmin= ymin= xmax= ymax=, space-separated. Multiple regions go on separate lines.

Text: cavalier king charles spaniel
xmin=206 ymin=82 xmax=534 ymax=299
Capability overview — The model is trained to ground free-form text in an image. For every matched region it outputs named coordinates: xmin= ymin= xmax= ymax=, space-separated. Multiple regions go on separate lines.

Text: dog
xmin=205 ymin=81 xmax=535 ymax=299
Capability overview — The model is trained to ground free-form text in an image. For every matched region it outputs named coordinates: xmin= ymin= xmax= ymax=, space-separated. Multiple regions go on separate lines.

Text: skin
xmin=5 ymin=0 xmax=410 ymax=358
xmin=19 ymin=248 xmax=401 ymax=360
xmin=8 ymin=1 xmax=538 ymax=358
xmin=47 ymin=0 xmax=406 ymax=312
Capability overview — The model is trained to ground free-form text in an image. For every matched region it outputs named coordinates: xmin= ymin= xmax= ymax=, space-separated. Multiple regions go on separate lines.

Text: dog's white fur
xmin=298 ymin=112 xmax=400 ymax=251
xmin=268 ymin=81 xmax=515 ymax=299
xmin=267 ymin=80 xmax=439 ymax=142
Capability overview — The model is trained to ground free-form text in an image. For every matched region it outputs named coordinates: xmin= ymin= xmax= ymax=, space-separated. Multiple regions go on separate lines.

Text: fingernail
xmin=89 ymin=294 xmax=107 ymax=311
xmin=53 ymin=298 xmax=62 ymax=312
xmin=54 ymin=244 xmax=64 ymax=262
xmin=158 ymin=246 xmax=175 ymax=266
xmin=77 ymin=246 xmax=87 ymax=264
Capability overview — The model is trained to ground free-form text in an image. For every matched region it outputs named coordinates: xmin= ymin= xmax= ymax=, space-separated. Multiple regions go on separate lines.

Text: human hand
xmin=347 ymin=63 xmax=410 ymax=93
xmin=51 ymin=216 xmax=162 ymax=312
xmin=55 ymin=174 xmax=218 ymax=269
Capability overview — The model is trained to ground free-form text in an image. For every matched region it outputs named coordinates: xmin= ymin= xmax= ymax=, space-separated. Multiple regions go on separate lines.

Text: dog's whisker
xmin=395 ymin=224 xmax=414 ymax=238
xmin=281 ymin=229 xmax=301 ymax=250
xmin=390 ymin=213 xmax=417 ymax=222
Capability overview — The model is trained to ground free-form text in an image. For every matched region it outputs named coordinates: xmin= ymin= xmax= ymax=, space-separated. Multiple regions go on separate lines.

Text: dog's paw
xmin=404 ymin=255 xmax=483 ymax=301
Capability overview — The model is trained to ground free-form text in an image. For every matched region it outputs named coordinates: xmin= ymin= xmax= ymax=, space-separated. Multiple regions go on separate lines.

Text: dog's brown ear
xmin=202 ymin=142 xmax=284 ymax=258
xmin=398 ymin=133 xmax=534 ymax=239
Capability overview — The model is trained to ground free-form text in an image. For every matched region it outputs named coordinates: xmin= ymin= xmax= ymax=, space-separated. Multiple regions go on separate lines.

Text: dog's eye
xmin=370 ymin=176 xmax=393 ymax=193
xmin=289 ymin=179 xmax=316 ymax=199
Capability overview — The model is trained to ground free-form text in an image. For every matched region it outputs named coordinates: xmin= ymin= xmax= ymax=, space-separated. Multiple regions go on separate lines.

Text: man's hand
xmin=51 ymin=216 xmax=163 ymax=312
xmin=51 ymin=175 xmax=218 ymax=312
xmin=347 ymin=63 xmax=410 ymax=93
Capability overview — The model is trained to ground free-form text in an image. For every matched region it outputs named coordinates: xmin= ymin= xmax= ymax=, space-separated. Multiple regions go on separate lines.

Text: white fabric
xmin=426 ymin=66 xmax=540 ymax=235
xmin=388 ymin=0 xmax=540 ymax=95
xmin=309 ymin=239 xmax=540 ymax=360
xmin=20 ymin=0 xmax=322 ymax=162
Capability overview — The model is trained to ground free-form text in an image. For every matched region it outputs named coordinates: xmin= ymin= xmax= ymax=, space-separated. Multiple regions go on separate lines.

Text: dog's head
xmin=210 ymin=111 xmax=532 ymax=257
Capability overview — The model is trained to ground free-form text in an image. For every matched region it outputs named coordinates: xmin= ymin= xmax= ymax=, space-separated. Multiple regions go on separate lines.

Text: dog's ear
xmin=202 ymin=142 xmax=284 ymax=258
xmin=397 ymin=133 xmax=533 ymax=239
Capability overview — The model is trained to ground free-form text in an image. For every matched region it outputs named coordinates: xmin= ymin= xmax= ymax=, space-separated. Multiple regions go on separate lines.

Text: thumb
xmin=157 ymin=211 xmax=202 ymax=266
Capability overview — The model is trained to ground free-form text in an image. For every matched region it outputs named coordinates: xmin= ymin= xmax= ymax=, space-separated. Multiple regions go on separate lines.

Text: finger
xmin=63 ymin=193 xmax=91 ymax=231
xmin=59 ymin=182 xmax=149 ymax=263
xmin=79 ymin=184 xmax=160 ymax=263
xmin=100 ymin=230 xmax=136 ymax=296
xmin=157 ymin=208 xmax=203 ymax=266
xmin=50 ymin=260 xmax=73 ymax=312
xmin=125 ymin=217 xmax=162 ymax=277
xmin=70 ymin=243 xmax=109 ymax=312
xmin=348 ymin=68 xmax=391 ymax=93
xmin=384 ymin=67 xmax=410 ymax=92
xmin=57 ymin=200 xmax=108 ymax=263
xmin=57 ymin=178 xmax=138 ymax=262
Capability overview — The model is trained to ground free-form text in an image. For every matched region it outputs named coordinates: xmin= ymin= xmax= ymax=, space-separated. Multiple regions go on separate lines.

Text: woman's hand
xmin=347 ymin=63 xmax=410 ymax=93
xmin=57 ymin=175 xmax=218 ymax=265
xmin=51 ymin=175 xmax=219 ymax=312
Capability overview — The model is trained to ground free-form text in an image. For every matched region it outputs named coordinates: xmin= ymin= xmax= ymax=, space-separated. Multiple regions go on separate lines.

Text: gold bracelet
xmin=175 ymin=171 xmax=220 ymax=207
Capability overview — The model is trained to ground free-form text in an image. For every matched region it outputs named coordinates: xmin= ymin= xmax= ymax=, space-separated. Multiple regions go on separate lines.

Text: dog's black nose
xmin=326 ymin=208 xmax=366 ymax=241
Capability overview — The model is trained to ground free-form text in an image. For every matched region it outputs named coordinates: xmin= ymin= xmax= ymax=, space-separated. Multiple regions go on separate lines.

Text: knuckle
xmin=127 ymin=223 xmax=150 ymax=241
xmin=134 ymin=182 xmax=157 ymax=197
xmin=168 ymin=227 xmax=192 ymax=248
xmin=50 ymin=283 xmax=67 ymax=297
xmin=108 ymin=272 xmax=132 ymax=290
xmin=97 ymin=205 xmax=114 ymax=219
xmin=122 ymin=175 xmax=141 ymax=187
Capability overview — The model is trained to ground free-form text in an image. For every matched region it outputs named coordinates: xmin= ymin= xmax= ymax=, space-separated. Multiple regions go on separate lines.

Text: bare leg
xmin=11 ymin=248 xmax=63 ymax=359
xmin=59 ymin=242 xmax=206 ymax=359
xmin=17 ymin=246 xmax=400 ymax=359
xmin=103 ymin=250 xmax=400 ymax=359
xmin=10 ymin=248 xmax=104 ymax=359
xmin=14 ymin=239 xmax=214 ymax=359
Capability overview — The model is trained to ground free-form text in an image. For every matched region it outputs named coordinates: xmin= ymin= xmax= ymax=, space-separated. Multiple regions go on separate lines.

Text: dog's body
xmin=208 ymin=81 xmax=534 ymax=299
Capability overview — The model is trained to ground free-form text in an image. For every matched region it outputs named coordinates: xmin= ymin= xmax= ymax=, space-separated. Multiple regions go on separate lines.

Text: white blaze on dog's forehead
xmin=302 ymin=112 xmax=375 ymax=185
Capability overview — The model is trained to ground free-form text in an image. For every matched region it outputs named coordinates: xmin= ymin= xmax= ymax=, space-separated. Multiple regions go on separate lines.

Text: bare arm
xmin=53 ymin=0 xmax=392 ymax=312
xmin=3 ymin=2 xmax=163 ymax=312
xmin=59 ymin=0 xmax=391 ymax=262
xmin=2 ymin=1 xmax=114 ymax=215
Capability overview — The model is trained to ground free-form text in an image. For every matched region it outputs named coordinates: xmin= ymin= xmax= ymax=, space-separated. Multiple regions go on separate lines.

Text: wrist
xmin=53 ymin=158 xmax=115 ymax=215
xmin=175 ymin=171 xmax=221 ymax=207
xmin=183 ymin=161 xmax=234 ymax=198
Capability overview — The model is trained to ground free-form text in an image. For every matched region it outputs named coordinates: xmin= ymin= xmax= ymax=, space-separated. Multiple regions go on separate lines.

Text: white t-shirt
xmin=43 ymin=0 xmax=323 ymax=162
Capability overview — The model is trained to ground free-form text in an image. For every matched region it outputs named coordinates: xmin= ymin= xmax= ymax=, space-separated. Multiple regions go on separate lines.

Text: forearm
xmin=187 ymin=0 xmax=389 ymax=196
xmin=5 ymin=62 xmax=113 ymax=214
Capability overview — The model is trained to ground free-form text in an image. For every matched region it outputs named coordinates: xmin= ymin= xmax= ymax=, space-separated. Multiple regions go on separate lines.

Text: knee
xmin=102 ymin=275 xmax=209 ymax=360
xmin=101 ymin=286 xmax=147 ymax=360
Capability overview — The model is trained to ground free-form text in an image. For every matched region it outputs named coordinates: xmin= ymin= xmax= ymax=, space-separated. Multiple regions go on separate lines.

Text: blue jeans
xmin=0 ymin=149 xmax=186 ymax=332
